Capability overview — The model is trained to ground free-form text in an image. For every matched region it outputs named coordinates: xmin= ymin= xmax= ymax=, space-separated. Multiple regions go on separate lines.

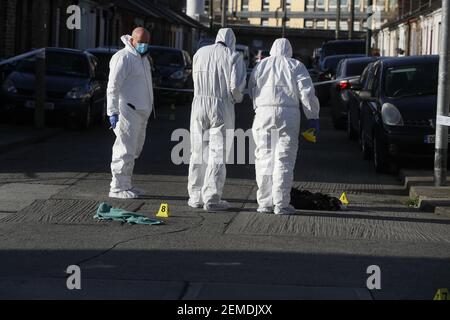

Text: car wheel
xmin=373 ymin=134 xmax=390 ymax=173
xmin=347 ymin=111 xmax=357 ymax=140
xmin=361 ymin=128 xmax=372 ymax=160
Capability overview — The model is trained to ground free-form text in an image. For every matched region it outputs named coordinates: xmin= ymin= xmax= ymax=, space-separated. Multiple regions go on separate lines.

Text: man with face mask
xmin=107 ymin=27 xmax=153 ymax=199
xmin=187 ymin=28 xmax=246 ymax=211
xmin=249 ymin=38 xmax=320 ymax=215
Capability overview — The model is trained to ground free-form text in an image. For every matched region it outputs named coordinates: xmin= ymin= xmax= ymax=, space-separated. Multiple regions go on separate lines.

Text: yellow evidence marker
xmin=433 ymin=288 xmax=449 ymax=300
xmin=301 ymin=128 xmax=317 ymax=143
xmin=340 ymin=192 xmax=349 ymax=206
xmin=156 ymin=203 xmax=170 ymax=218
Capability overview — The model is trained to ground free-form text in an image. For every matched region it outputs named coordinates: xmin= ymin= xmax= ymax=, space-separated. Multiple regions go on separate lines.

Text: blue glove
xmin=308 ymin=119 xmax=320 ymax=135
xmin=109 ymin=114 xmax=119 ymax=129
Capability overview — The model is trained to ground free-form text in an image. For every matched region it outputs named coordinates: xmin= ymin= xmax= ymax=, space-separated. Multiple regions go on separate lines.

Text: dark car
xmin=346 ymin=61 xmax=378 ymax=141
xmin=319 ymin=39 xmax=366 ymax=67
xmin=329 ymin=56 xmax=379 ymax=129
xmin=148 ymin=46 xmax=193 ymax=104
xmin=357 ymin=55 xmax=447 ymax=172
xmin=315 ymin=54 xmax=365 ymax=104
xmin=1 ymin=48 xmax=105 ymax=128
xmin=84 ymin=47 xmax=120 ymax=118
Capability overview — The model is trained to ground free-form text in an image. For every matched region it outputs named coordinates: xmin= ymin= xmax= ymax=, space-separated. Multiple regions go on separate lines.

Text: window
xmin=328 ymin=20 xmax=336 ymax=30
xmin=317 ymin=0 xmax=325 ymax=10
xmin=262 ymin=0 xmax=270 ymax=11
xmin=261 ymin=18 xmax=269 ymax=26
xmin=317 ymin=20 xmax=325 ymax=29
xmin=241 ymin=0 xmax=249 ymax=11
xmin=384 ymin=64 xmax=439 ymax=98
xmin=305 ymin=19 xmax=314 ymax=28
xmin=306 ymin=0 xmax=315 ymax=11
xmin=286 ymin=0 xmax=292 ymax=10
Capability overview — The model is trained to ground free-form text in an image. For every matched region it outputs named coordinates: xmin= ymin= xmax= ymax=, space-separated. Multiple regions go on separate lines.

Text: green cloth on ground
xmin=94 ymin=203 xmax=164 ymax=225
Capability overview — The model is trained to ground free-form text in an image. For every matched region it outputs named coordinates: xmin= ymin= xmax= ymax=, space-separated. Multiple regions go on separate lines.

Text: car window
xmin=346 ymin=60 xmax=373 ymax=77
xmin=359 ymin=64 xmax=371 ymax=89
xmin=366 ymin=63 xmax=379 ymax=93
xmin=384 ymin=63 xmax=439 ymax=98
xmin=371 ymin=65 xmax=381 ymax=97
xmin=336 ymin=61 xmax=343 ymax=78
xmin=16 ymin=52 xmax=90 ymax=77
xmin=90 ymin=53 xmax=114 ymax=76
xmin=148 ymin=49 xmax=184 ymax=67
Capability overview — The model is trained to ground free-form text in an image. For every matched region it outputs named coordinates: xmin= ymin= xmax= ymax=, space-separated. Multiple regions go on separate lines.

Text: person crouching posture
xmin=248 ymin=38 xmax=320 ymax=215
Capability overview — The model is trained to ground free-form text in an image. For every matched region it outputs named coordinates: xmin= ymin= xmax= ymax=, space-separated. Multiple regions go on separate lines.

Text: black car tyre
xmin=347 ymin=111 xmax=357 ymax=140
xmin=373 ymin=134 xmax=390 ymax=173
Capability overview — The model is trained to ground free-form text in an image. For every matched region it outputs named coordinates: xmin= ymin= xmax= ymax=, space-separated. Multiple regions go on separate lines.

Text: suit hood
xmin=121 ymin=35 xmax=139 ymax=56
xmin=216 ymin=28 xmax=236 ymax=51
xmin=270 ymin=38 xmax=293 ymax=58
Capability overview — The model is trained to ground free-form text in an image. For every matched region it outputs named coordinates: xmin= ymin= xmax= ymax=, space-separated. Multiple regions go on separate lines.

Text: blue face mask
xmin=135 ymin=43 xmax=149 ymax=55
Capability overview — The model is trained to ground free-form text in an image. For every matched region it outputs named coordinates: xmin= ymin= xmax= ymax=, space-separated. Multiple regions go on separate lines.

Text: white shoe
xmin=257 ymin=207 xmax=273 ymax=214
xmin=109 ymin=190 xmax=139 ymax=199
xmin=130 ymin=187 xmax=145 ymax=196
xmin=274 ymin=205 xmax=297 ymax=215
xmin=188 ymin=199 xmax=203 ymax=209
xmin=204 ymin=200 xmax=230 ymax=212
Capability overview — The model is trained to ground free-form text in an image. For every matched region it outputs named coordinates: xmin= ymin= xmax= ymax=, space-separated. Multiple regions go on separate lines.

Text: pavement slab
xmin=0 ymin=183 xmax=67 ymax=212
xmin=224 ymin=211 xmax=450 ymax=243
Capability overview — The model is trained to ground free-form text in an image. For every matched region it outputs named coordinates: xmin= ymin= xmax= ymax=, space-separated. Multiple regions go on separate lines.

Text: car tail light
xmin=338 ymin=80 xmax=350 ymax=90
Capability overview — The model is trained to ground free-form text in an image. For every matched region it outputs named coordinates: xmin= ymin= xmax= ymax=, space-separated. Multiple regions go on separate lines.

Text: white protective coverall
xmin=248 ymin=38 xmax=320 ymax=214
xmin=188 ymin=28 xmax=246 ymax=209
xmin=107 ymin=35 xmax=154 ymax=195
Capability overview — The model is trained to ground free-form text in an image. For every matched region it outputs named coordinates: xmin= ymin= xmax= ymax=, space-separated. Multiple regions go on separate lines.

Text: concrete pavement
xmin=0 ymin=100 xmax=449 ymax=300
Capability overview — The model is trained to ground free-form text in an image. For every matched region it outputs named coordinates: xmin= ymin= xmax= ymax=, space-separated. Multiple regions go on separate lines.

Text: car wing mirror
xmin=358 ymin=90 xmax=376 ymax=101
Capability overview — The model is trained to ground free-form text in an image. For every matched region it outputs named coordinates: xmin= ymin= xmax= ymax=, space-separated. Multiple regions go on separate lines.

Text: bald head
xmin=131 ymin=27 xmax=150 ymax=47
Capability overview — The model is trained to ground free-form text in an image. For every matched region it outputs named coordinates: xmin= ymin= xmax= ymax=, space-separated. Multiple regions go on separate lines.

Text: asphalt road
xmin=0 ymin=98 xmax=449 ymax=300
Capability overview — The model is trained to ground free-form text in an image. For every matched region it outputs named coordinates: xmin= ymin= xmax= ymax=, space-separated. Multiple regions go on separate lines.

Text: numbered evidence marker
xmin=156 ymin=203 xmax=170 ymax=218
xmin=433 ymin=288 xmax=449 ymax=300
xmin=366 ymin=265 xmax=381 ymax=290
xmin=340 ymin=192 xmax=349 ymax=206
xmin=66 ymin=265 xmax=81 ymax=290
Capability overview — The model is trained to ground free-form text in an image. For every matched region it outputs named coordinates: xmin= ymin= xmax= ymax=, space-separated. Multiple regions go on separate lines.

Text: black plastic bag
xmin=290 ymin=188 xmax=342 ymax=211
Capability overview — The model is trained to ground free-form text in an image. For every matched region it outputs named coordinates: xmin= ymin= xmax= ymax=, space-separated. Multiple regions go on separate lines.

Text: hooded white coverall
xmin=248 ymin=38 xmax=320 ymax=212
xmin=188 ymin=28 xmax=246 ymax=207
xmin=107 ymin=35 xmax=154 ymax=193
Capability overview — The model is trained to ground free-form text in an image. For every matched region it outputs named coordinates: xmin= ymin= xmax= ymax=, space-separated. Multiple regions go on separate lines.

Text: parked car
xmin=197 ymin=38 xmax=215 ymax=51
xmin=318 ymin=39 xmax=366 ymax=69
xmin=0 ymin=48 xmax=105 ymax=128
xmin=253 ymin=49 xmax=270 ymax=66
xmin=236 ymin=44 xmax=250 ymax=69
xmin=148 ymin=46 xmax=193 ymax=104
xmin=316 ymin=54 xmax=365 ymax=104
xmin=357 ymin=55 xmax=445 ymax=172
xmin=329 ymin=56 xmax=379 ymax=129
xmin=84 ymin=47 xmax=120 ymax=118
xmin=346 ymin=62 xmax=378 ymax=141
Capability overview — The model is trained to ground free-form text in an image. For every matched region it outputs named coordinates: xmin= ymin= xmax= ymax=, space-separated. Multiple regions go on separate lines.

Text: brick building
xmin=0 ymin=0 xmax=206 ymax=59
